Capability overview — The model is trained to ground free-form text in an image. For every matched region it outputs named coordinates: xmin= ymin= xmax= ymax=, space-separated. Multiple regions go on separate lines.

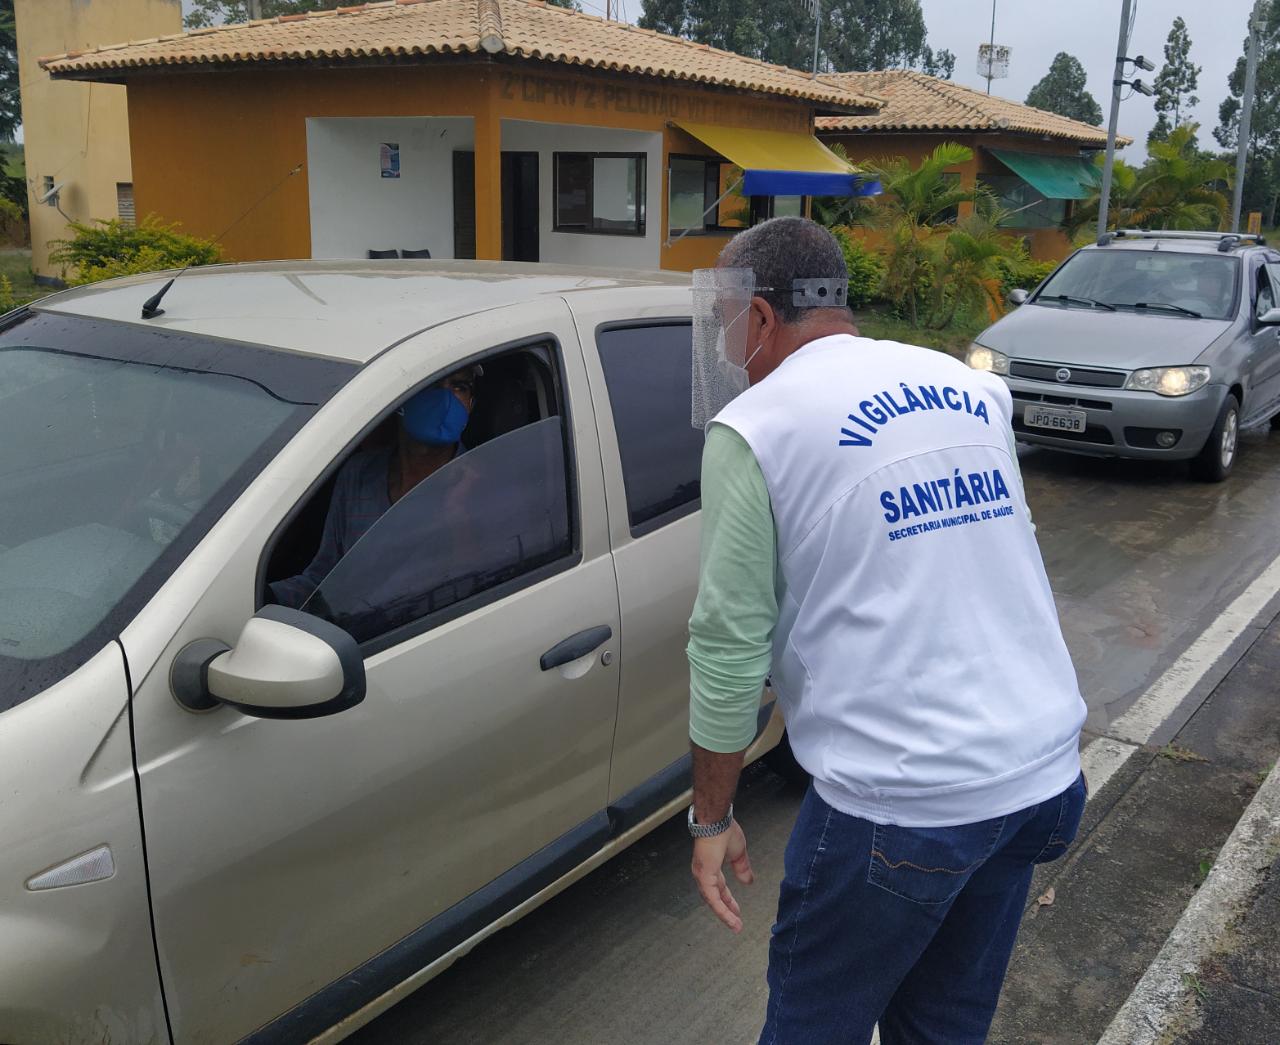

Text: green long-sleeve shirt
xmin=687 ymin=417 xmax=1031 ymax=754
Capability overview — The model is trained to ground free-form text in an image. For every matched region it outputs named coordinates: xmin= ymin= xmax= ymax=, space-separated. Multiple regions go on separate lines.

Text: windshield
xmin=0 ymin=311 xmax=354 ymax=711
xmin=1035 ymin=250 xmax=1239 ymax=320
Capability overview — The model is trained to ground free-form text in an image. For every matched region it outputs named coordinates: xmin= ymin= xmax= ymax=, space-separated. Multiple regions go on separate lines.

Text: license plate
xmin=1023 ymin=404 xmax=1087 ymax=433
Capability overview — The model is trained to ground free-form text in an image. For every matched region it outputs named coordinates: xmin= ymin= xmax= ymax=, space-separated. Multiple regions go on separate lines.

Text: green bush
xmin=830 ymin=227 xmax=887 ymax=309
xmin=50 ymin=216 xmax=221 ymax=286
xmin=994 ymin=256 xmax=1058 ymax=297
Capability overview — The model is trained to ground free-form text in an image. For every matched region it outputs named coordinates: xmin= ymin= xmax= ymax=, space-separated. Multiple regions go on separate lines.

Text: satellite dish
xmin=37 ymin=181 xmax=65 ymax=206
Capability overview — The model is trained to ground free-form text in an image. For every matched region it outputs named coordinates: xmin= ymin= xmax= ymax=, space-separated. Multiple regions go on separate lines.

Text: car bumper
xmin=1003 ymin=377 xmax=1227 ymax=460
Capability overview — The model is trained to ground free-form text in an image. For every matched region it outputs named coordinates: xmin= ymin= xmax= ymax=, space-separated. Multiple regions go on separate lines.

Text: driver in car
xmin=269 ymin=365 xmax=480 ymax=608
xmin=1183 ymin=262 xmax=1233 ymax=315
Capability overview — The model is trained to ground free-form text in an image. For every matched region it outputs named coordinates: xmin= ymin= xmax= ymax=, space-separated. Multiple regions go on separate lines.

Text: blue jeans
xmin=759 ymin=774 xmax=1087 ymax=1045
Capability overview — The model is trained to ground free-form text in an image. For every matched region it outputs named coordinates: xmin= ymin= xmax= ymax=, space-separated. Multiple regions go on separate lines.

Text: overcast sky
xmin=918 ymin=1 xmax=1254 ymax=159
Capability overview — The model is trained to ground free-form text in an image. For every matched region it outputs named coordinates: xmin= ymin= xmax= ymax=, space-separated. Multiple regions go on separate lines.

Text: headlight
xmin=1124 ymin=366 xmax=1211 ymax=397
xmin=966 ymin=343 xmax=1010 ymax=375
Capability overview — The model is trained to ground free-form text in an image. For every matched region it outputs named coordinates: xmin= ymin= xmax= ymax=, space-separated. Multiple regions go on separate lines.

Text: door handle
xmin=540 ymin=625 xmax=613 ymax=671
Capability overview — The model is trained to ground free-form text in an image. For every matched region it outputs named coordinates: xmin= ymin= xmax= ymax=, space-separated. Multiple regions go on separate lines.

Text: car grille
xmin=1012 ymin=390 xmax=1113 ymax=411
xmin=1010 ymin=361 xmax=1127 ymax=388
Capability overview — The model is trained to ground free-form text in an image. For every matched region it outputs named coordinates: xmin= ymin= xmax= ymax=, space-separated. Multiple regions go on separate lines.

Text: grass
xmin=0 ymin=248 xmax=50 ymax=306
xmin=851 ymin=304 xmax=988 ymax=359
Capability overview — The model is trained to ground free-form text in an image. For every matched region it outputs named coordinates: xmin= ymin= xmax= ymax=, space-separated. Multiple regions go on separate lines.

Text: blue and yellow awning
xmin=675 ymin=121 xmax=881 ymax=197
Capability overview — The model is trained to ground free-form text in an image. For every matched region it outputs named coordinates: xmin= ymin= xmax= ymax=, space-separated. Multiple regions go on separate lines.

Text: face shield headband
xmin=690 ymin=267 xmax=849 ymax=429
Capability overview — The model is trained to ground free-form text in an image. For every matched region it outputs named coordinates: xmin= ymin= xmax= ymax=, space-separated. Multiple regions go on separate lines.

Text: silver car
xmin=0 ymin=262 xmax=788 ymax=1043
xmin=966 ymin=230 xmax=1280 ymax=481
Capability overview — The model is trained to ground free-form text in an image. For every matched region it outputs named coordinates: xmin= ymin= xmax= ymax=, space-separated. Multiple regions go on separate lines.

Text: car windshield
xmin=1035 ymin=249 xmax=1239 ymax=320
xmin=0 ymin=310 xmax=354 ymax=711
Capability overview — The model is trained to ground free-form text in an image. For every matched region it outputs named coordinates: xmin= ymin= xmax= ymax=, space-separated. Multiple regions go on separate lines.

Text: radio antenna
xmin=142 ymin=161 xmax=305 ymax=320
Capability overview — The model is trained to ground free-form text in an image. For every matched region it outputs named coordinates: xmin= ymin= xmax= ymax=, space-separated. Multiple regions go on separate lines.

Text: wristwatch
xmin=687 ymin=803 xmax=734 ymax=838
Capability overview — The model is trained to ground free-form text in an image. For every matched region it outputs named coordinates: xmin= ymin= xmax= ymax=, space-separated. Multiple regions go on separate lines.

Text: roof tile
xmin=816 ymin=70 xmax=1128 ymax=147
xmin=41 ymin=0 xmax=883 ymax=111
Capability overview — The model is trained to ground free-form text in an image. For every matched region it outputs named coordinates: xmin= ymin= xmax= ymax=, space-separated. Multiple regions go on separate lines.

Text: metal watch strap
xmin=687 ymin=803 xmax=734 ymax=838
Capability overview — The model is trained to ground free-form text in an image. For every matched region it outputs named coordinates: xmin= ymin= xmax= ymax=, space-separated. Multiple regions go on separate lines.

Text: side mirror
xmin=171 ymin=606 xmax=365 ymax=719
xmin=1007 ymin=288 xmax=1029 ymax=306
xmin=1258 ymin=306 xmax=1280 ymax=325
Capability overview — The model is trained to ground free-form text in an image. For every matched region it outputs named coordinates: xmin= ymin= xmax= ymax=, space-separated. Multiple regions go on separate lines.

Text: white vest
xmin=716 ymin=334 xmax=1086 ymax=827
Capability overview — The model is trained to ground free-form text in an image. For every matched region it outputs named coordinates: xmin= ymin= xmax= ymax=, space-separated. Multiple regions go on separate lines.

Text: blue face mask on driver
xmin=399 ymin=386 xmax=470 ymax=447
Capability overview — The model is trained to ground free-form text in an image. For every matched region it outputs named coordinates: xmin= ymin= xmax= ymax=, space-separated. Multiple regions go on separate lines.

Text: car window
xmin=596 ymin=322 xmax=703 ymax=534
xmin=1257 ymin=264 xmax=1277 ymax=320
xmin=0 ymin=312 xmax=352 ymax=710
xmin=1036 ymin=250 xmax=1239 ymax=320
xmin=302 ymin=417 xmax=573 ymax=647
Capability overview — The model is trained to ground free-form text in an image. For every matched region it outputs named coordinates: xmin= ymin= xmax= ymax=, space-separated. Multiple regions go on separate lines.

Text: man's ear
xmin=751 ymin=295 xmax=777 ymax=345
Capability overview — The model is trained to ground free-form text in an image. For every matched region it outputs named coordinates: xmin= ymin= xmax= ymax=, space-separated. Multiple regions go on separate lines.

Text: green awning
xmin=988 ymin=149 xmax=1099 ymax=200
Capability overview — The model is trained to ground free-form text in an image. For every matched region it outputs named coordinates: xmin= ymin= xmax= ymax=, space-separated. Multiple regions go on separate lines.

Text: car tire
xmin=763 ymin=730 xmax=810 ymax=789
xmin=1190 ymin=394 xmax=1240 ymax=483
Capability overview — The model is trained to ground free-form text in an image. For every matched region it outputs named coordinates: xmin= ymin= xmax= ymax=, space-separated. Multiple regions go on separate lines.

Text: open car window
xmin=301 ymin=417 xmax=573 ymax=647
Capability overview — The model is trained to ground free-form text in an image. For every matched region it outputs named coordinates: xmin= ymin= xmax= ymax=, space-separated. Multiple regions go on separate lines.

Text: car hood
xmin=977 ymin=302 xmax=1232 ymax=370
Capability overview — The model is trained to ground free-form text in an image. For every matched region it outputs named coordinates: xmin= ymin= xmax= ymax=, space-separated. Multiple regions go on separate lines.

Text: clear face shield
xmin=690 ymin=267 xmax=849 ymax=429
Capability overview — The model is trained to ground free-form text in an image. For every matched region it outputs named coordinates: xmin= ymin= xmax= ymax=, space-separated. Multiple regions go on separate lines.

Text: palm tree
xmin=1068 ymin=124 xmax=1230 ymax=237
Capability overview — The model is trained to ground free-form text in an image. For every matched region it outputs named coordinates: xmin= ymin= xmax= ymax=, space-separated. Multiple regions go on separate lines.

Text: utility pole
xmin=247 ymin=0 xmax=264 ymax=19
xmin=811 ymin=0 xmax=822 ymax=78
xmin=1097 ymin=0 xmax=1134 ymax=241
xmin=1231 ymin=0 xmax=1266 ymax=233
xmin=986 ymin=1 xmax=997 ymax=94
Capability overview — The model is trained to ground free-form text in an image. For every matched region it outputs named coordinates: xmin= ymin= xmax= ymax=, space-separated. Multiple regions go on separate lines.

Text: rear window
xmin=596 ymin=322 xmax=703 ymax=534
xmin=1036 ymin=250 xmax=1239 ymax=320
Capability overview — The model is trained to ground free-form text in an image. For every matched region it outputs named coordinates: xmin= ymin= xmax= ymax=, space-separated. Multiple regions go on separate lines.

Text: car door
xmin=569 ymin=288 xmax=776 ymax=816
xmin=1245 ymin=258 xmax=1280 ymax=422
xmin=120 ymin=300 xmax=621 ymax=1043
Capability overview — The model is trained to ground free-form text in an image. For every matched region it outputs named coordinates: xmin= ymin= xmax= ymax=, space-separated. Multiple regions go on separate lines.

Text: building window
xmin=978 ymin=173 xmax=1066 ymax=229
xmin=553 ymin=153 xmax=646 ymax=236
xmin=116 ymin=183 xmax=136 ymax=228
xmin=668 ymin=156 xmax=749 ymax=235
xmin=936 ymin=171 xmax=961 ymax=224
xmin=748 ymin=195 xmax=810 ymax=225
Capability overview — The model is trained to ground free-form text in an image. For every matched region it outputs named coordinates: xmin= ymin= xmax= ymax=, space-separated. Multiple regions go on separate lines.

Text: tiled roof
xmin=816 ymin=70 xmax=1128 ymax=147
xmin=39 ymin=0 xmax=883 ymax=112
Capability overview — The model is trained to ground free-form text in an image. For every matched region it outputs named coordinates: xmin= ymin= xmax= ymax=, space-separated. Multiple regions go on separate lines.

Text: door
xmin=502 ymin=151 xmax=540 ymax=262
xmin=1244 ymin=258 xmax=1280 ymax=423
xmin=123 ymin=302 xmax=621 ymax=1042
xmin=569 ymin=291 xmax=727 ymax=812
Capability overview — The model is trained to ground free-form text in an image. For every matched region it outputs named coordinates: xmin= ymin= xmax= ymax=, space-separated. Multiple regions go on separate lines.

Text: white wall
xmin=500 ymin=120 xmax=662 ymax=270
xmin=306 ymin=117 xmax=474 ymax=260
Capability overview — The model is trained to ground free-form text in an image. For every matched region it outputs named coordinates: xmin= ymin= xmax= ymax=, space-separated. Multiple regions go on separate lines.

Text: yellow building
xmin=39 ymin=0 xmax=880 ymax=272
xmin=15 ymin=0 xmax=183 ymax=283
xmin=817 ymin=71 xmax=1130 ymax=262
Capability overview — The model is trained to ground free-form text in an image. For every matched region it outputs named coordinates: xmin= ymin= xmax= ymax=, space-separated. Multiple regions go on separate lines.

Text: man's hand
xmin=691 ymin=819 xmax=754 ymax=933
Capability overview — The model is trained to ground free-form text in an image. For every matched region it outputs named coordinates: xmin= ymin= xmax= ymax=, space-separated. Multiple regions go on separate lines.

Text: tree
xmin=638 ymin=0 xmax=948 ymax=74
xmin=1214 ymin=0 xmax=1280 ymax=224
xmin=1067 ymin=124 xmax=1231 ymax=236
xmin=1025 ymin=53 xmax=1103 ymax=126
xmin=0 ymin=1 xmax=20 ymax=143
xmin=1149 ymin=17 xmax=1200 ymax=146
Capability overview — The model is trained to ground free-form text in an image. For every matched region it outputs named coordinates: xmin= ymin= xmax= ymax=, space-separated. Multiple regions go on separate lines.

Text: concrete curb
xmin=1096 ymin=759 xmax=1280 ymax=1045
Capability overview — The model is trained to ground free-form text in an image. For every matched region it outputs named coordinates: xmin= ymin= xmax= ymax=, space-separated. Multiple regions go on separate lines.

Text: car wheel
xmin=1190 ymin=394 xmax=1239 ymax=483
xmin=763 ymin=730 xmax=810 ymax=789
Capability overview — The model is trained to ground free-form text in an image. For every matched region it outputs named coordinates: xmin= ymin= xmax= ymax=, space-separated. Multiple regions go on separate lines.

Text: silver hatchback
xmin=967 ymin=231 xmax=1280 ymax=480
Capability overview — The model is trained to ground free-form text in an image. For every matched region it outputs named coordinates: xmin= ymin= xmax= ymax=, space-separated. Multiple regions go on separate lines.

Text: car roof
xmin=1083 ymin=236 xmax=1266 ymax=258
xmin=31 ymin=260 xmax=692 ymax=364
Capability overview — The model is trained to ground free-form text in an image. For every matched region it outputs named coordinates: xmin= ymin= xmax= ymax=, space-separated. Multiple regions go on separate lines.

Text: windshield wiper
xmin=1040 ymin=293 xmax=1116 ymax=312
xmin=1129 ymin=301 xmax=1203 ymax=318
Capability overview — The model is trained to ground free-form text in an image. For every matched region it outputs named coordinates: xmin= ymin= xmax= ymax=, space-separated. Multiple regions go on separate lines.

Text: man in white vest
xmin=685 ymin=217 xmax=1087 ymax=1044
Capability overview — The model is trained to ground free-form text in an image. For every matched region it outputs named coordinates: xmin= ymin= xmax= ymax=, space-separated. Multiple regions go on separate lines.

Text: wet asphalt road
xmin=351 ymin=428 xmax=1280 ymax=1045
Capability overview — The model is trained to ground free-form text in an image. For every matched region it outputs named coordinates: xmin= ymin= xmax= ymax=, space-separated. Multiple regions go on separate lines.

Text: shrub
xmin=994 ymin=256 xmax=1057 ymax=298
xmin=0 ymin=196 xmax=24 ymax=246
xmin=830 ymin=227 xmax=887 ymax=309
xmin=50 ymin=216 xmax=221 ymax=286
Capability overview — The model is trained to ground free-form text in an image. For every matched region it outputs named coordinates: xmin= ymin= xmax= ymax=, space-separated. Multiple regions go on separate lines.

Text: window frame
xmin=977 ymin=171 xmax=1067 ymax=229
xmin=594 ymin=317 xmax=702 ymax=539
xmin=255 ymin=334 xmax=584 ymax=658
xmin=552 ymin=151 xmax=648 ymax=237
xmin=666 ymin=154 xmax=750 ymax=236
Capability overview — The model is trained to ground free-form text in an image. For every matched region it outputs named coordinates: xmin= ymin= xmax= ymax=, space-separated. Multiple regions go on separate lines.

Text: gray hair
xmin=718 ymin=216 xmax=849 ymax=324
